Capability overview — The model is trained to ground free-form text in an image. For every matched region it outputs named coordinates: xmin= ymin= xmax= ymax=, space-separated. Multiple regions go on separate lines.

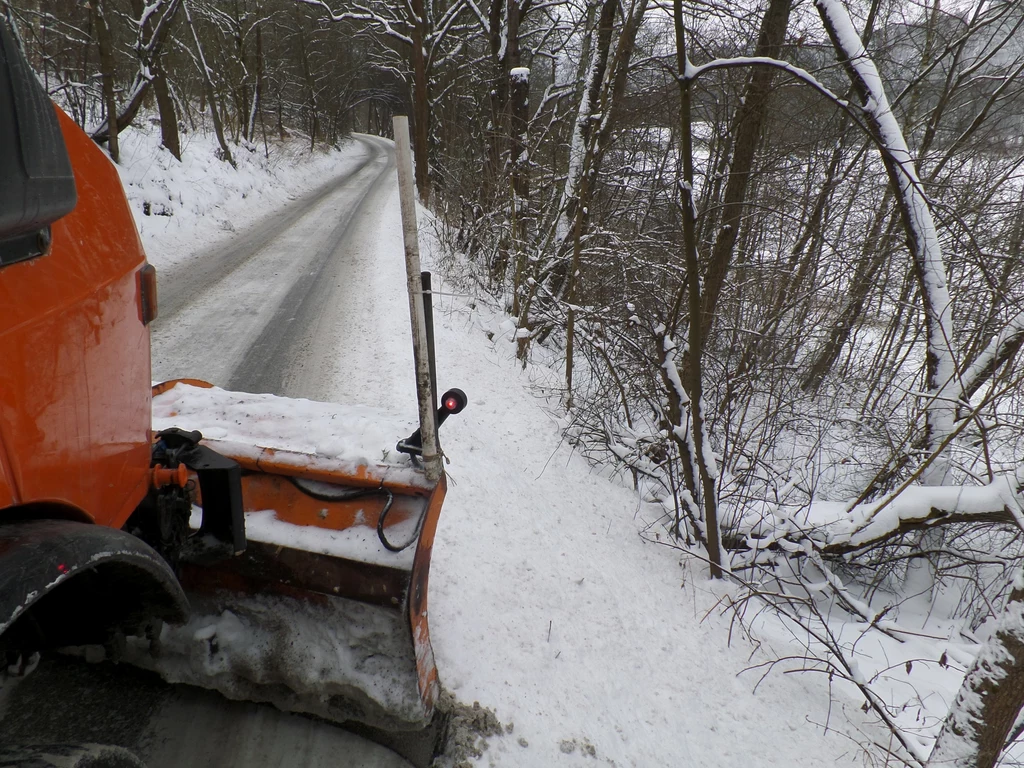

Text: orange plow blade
xmin=130 ymin=381 xmax=452 ymax=761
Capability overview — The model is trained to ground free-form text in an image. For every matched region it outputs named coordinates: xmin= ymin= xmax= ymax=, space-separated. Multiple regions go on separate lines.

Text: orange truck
xmin=0 ymin=21 xmax=462 ymax=767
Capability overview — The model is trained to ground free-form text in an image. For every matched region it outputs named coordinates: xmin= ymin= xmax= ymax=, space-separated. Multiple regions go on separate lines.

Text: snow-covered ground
xmin=117 ymin=123 xmax=977 ymax=767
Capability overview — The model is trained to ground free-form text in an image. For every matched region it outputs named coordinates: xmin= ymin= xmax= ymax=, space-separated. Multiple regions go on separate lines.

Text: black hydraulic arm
xmin=153 ymin=428 xmax=246 ymax=557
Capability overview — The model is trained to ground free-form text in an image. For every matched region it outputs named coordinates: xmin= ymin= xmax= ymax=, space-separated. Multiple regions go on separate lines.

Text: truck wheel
xmin=0 ymin=743 xmax=145 ymax=768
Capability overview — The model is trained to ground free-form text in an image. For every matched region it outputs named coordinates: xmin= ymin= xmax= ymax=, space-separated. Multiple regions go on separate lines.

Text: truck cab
xmin=0 ymin=20 xmax=187 ymax=656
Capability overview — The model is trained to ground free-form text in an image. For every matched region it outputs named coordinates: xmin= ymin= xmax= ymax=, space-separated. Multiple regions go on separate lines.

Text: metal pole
xmin=393 ymin=115 xmax=441 ymax=482
xmin=422 ymin=271 xmax=438 ymax=409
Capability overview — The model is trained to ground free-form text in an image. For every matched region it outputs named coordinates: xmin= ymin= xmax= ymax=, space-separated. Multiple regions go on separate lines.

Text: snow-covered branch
xmin=292 ymin=0 xmax=414 ymax=46
xmin=815 ymin=0 xmax=957 ymax=471
xmin=730 ymin=474 xmax=1024 ymax=564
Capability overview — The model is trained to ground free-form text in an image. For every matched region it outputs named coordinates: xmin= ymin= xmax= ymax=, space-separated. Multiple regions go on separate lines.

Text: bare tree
xmin=90 ymin=0 xmax=120 ymax=162
xmin=183 ymin=0 xmax=234 ymax=165
xmin=91 ymin=0 xmax=182 ymax=147
xmin=295 ymin=0 xmax=473 ymax=203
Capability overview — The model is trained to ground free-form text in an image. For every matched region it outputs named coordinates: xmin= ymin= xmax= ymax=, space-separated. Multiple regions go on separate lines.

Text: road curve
xmin=226 ymin=136 xmax=396 ymax=394
xmin=151 ymin=133 xmax=396 ymax=394
xmin=155 ymin=136 xmax=382 ymax=324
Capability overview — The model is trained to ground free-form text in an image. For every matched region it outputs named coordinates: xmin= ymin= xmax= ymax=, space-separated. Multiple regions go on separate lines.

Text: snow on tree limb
xmin=839 ymin=476 xmax=1024 ymax=549
xmin=291 ymin=0 xmax=416 ymax=46
xmin=956 ymin=310 xmax=1024 ymax=403
xmin=814 ymin=0 xmax=957 ymax=472
xmin=731 ymin=474 xmax=1024 ymax=563
xmin=552 ymin=0 xmax=614 ymax=248
xmin=686 ymin=56 xmax=848 ymax=111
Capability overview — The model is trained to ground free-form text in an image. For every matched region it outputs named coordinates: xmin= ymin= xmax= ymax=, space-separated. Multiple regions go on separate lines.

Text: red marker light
xmin=438 ymin=388 xmax=467 ymax=416
xmin=57 ymin=563 xmax=69 ymax=574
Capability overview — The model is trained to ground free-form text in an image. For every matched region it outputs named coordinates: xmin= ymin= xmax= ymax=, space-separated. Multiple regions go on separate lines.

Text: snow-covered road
xmin=151 ymin=134 xmax=396 ymax=395
xmin=0 ymin=655 xmax=408 ymax=768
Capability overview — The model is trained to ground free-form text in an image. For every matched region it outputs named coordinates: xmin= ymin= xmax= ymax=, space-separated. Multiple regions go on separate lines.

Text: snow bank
xmin=114 ymin=120 xmax=367 ymax=274
xmin=415 ymin=228 xmax=882 ymax=766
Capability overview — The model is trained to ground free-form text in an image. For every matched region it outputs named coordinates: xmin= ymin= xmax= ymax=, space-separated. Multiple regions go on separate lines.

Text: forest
xmin=6 ymin=0 xmax=1024 ymax=764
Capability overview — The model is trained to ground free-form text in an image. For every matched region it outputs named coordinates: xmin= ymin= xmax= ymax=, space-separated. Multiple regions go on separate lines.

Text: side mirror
xmin=0 ymin=21 xmax=77 ymax=268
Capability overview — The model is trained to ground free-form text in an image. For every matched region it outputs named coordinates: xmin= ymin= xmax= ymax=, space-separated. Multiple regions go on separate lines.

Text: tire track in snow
xmin=150 ymin=135 xmax=393 ymax=390
xmin=156 ymin=136 xmax=379 ymax=322
xmin=226 ymin=135 xmax=396 ymax=395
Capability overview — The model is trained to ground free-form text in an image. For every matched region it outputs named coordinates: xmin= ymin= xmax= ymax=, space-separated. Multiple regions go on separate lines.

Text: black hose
xmin=377 ymin=489 xmax=426 ymax=553
xmin=290 ymin=476 xmax=375 ymax=501
xmin=290 ymin=477 xmax=420 ymax=553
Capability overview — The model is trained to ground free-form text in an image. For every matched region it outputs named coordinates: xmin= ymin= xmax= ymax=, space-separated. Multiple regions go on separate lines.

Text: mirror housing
xmin=0 ymin=21 xmax=77 ymax=267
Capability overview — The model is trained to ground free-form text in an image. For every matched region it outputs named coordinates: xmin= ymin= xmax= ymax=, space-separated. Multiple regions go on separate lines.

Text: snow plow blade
xmin=134 ymin=381 xmax=453 ymax=764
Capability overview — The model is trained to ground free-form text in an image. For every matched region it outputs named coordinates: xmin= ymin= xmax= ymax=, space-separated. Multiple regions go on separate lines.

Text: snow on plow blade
xmin=135 ymin=381 xmax=448 ymax=750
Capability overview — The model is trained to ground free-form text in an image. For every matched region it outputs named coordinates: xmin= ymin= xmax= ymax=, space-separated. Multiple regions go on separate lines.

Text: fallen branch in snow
xmin=804 ymin=550 xmax=906 ymax=644
xmin=642 ymin=495 xmax=1024 ymax=765
xmin=726 ymin=474 xmax=1024 ymax=562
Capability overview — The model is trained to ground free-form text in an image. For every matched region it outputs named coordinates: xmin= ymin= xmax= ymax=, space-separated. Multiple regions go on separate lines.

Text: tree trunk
xmin=249 ymin=22 xmax=264 ymax=148
xmin=95 ymin=0 xmax=182 ymax=144
xmin=521 ymin=0 xmax=617 ymax=365
xmin=801 ymin=197 xmax=897 ymax=392
xmin=927 ymin=577 xmax=1024 ymax=768
xmin=153 ymin=55 xmax=181 ymax=160
xmin=698 ymin=0 xmax=793 ymax=342
xmin=409 ymin=0 xmax=431 ymax=204
xmin=92 ymin=0 xmax=119 ymax=163
xmin=815 ymin=0 xmax=955 ymax=468
xmin=183 ymin=0 xmax=234 ymax=167
xmin=675 ymin=0 xmax=723 ymax=578
xmin=484 ymin=0 xmax=509 ymax=195
xmin=293 ymin=10 xmax=318 ymax=152
xmin=559 ymin=0 xmax=647 ymax=384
